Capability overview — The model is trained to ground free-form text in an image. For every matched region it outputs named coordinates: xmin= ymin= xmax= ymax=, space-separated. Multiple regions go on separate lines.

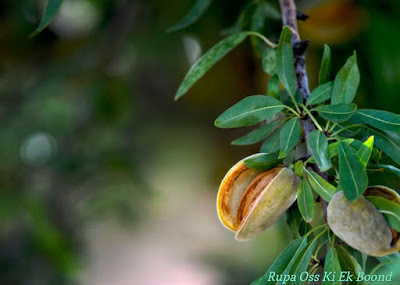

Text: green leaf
xmin=175 ymin=32 xmax=249 ymax=100
xmin=286 ymin=205 xmax=302 ymax=239
xmin=267 ymin=74 xmax=280 ymax=99
xmin=244 ymin=152 xmax=282 ymax=170
xmin=307 ymin=139 xmax=354 ymax=163
xmin=304 ymin=169 xmax=336 ymax=202
xmin=338 ymin=142 xmax=368 ymax=201
xmin=308 ymin=130 xmax=332 ymax=172
xmin=167 ymin=0 xmax=212 ymax=32
xmin=306 ymin=81 xmax=333 ymax=106
xmin=30 ymin=0 xmax=63 ymax=37
xmin=362 ymin=127 xmax=400 ymax=166
xmin=331 ymin=52 xmax=360 ymax=104
xmin=297 ymin=178 xmax=314 ymax=223
xmin=262 ymin=48 xmax=277 ymax=76
xmin=280 ymin=118 xmax=301 ymax=153
xmin=231 ymin=120 xmax=281 ymax=145
xmin=276 ymin=26 xmax=297 ymax=96
xmin=354 ymin=109 xmax=400 ymax=132
xmin=294 ymin=160 xmax=304 ymax=177
xmin=221 ymin=1 xmax=257 ymax=35
xmin=323 ymin=247 xmax=342 ymax=285
xmin=369 ymin=164 xmax=400 ymax=178
xmin=314 ymin=103 xmax=357 ymax=123
xmin=355 ymin=136 xmax=374 ymax=169
xmin=335 ymin=245 xmax=363 ymax=283
xmin=365 ymin=196 xmax=400 ymax=232
xmin=260 ymin=130 xmax=281 ymax=153
xmin=215 ymin=95 xmax=284 ymax=128
xmin=290 ymin=239 xmax=318 ymax=285
xmin=319 ymin=44 xmax=332 ymax=85
xmin=252 ymin=237 xmax=308 ymax=285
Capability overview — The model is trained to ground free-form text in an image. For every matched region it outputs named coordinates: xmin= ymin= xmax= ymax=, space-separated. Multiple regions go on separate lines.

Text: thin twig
xmin=279 ymin=0 xmax=328 ymax=221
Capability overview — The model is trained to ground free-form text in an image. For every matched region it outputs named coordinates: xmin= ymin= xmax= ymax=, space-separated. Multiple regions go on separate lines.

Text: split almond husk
xmin=328 ymin=187 xmax=400 ymax=257
xmin=217 ymin=154 xmax=300 ymax=241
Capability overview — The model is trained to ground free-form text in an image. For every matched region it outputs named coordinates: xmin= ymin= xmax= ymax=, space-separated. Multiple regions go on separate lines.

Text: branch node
xmin=296 ymin=11 xmax=309 ymax=21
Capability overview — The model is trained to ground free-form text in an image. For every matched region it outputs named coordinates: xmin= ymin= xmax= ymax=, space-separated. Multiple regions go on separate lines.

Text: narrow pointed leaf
xmin=290 ymin=239 xmax=318 ymax=285
xmin=369 ymin=164 xmax=400 ymax=178
xmin=307 ymin=139 xmax=354 ymax=163
xmin=231 ymin=120 xmax=281 ymax=145
xmin=244 ymin=152 xmax=282 ymax=170
xmin=354 ymin=109 xmax=400 ymax=132
xmin=365 ymin=196 xmax=400 ymax=232
xmin=314 ymin=103 xmax=356 ymax=123
xmin=319 ymin=45 xmax=332 ymax=85
xmin=215 ymin=95 xmax=284 ymax=128
xmin=267 ymin=74 xmax=280 ymax=99
xmin=335 ymin=245 xmax=363 ymax=283
xmin=175 ymin=32 xmax=249 ymax=100
xmin=338 ymin=142 xmax=368 ymax=201
xmin=280 ymin=118 xmax=301 ymax=153
xmin=308 ymin=130 xmax=332 ymax=172
xmin=331 ymin=52 xmax=360 ymax=104
xmin=167 ymin=0 xmax=212 ymax=32
xmin=260 ymin=130 xmax=281 ymax=153
xmin=30 ymin=0 xmax=63 ymax=37
xmin=276 ymin=26 xmax=297 ymax=96
xmin=252 ymin=237 xmax=308 ymax=285
xmin=304 ymin=169 xmax=336 ymax=202
xmin=355 ymin=136 xmax=374 ymax=169
xmin=306 ymin=81 xmax=333 ymax=106
xmin=362 ymin=127 xmax=400 ymax=166
xmin=323 ymin=247 xmax=342 ymax=285
xmin=297 ymin=178 xmax=314 ymax=223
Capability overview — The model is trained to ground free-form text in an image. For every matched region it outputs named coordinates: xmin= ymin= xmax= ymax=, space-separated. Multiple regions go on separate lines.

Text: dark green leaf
xmin=244 ymin=152 xmax=282 ymax=170
xmin=365 ymin=196 xmax=400 ymax=232
xmin=231 ymin=120 xmax=281 ymax=145
xmin=297 ymin=178 xmax=314 ymax=223
xmin=331 ymin=52 xmax=360 ymax=104
xmin=308 ymin=130 xmax=332 ymax=172
xmin=221 ymin=1 xmax=257 ymax=35
xmin=306 ymin=81 xmax=333 ymax=106
xmin=215 ymin=95 xmax=284 ymax=128
xmin=314 ymin=103 xmax=357 ymax=123
xmin=335 ymin=245 xmax=363 ymax=283
xmin=262 ymin=48 xmax=277 ymax=76
xmin=355 ymin=136 xmax=374 ymax=169
xmin=167 ymin=0 xmax=212 ymax=32
xmin=319 ymin=44 xmax=332 ymax=85
xmin=354 ymin=109 xmax=400 ymax=132
xmin=338 ymin=142 xmax=368 ymax=201
xmin=290 ymin=239 xmax=317 ymax=285
xmin=252 ymin=237 xmax=308 ymax=285
xmin=175 ymin=32 xmax=249 ymax=100
xmin=30 ymin=0 xmax=63 ymax=37
xmin=369 ymin=164 xmax=400 ymax=178
xmin=267 ymin=74 xmax=280 ymax=98
xmin=307 ymin=139 xmax=354 ymax=163
xmin=280 ymin=118 xmax=301 ymax=153
xmin=304 ymin=169 xmax=336 ymax=202
xmin=323 ymin=247 xmax=342 ymax=285
xmin=276 ymin=26 xmax=297 ymax=96
xmin=260 ymin=130 xmax=281 ymax=153
xmin=362 ymin=127 xmax=400 ymax=166
xmin=286 ymin=205 xmax=302 ymax=239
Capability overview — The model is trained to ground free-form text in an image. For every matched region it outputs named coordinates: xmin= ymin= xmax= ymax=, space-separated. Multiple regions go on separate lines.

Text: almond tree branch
xmin=279 ymin=0 xmax=329 ymax=221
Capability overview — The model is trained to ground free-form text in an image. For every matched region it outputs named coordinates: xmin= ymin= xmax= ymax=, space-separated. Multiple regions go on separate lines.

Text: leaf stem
xmin=302 ymin=106 xmax=324 ymax=132
xmin=284 ymin=105 xmax=300 ymax=117
xmin=247 ymin=31 xmax=277 ymax=48
xmin=324 ymin=121 xmax=330 ymax=131
xmin=330 ymin=124 xmax=363 ymax=137
xmin=328 ymin=122 xmax=338 ymax=134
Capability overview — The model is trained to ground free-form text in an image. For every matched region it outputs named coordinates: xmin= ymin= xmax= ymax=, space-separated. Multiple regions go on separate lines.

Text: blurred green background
xmin=0 ymin=0 xmax=400 ymax=284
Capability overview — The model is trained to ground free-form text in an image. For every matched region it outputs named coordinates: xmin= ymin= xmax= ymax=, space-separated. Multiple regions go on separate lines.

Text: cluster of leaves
xmin=173 ymin=3 xmax=400 ymax=283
